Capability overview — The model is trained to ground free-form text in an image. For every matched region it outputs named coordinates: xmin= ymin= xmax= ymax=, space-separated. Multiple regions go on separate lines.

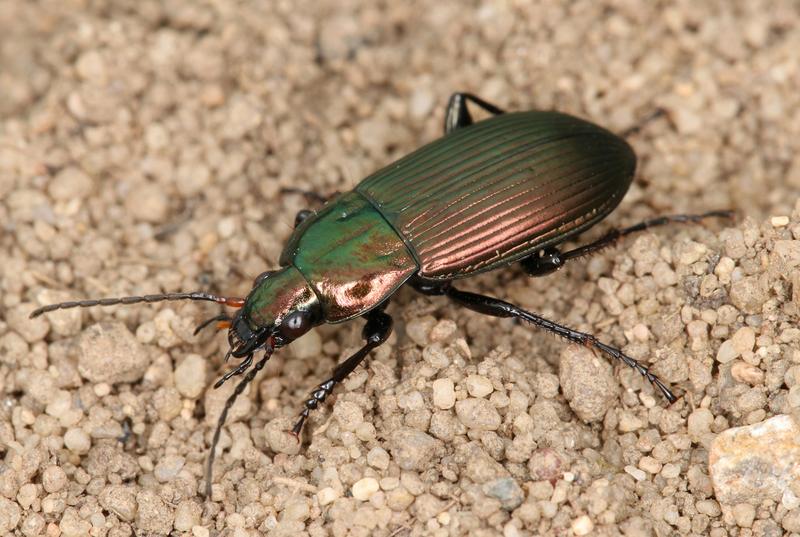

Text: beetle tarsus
xmin=213 ymin=353 xmax=254 ymax=389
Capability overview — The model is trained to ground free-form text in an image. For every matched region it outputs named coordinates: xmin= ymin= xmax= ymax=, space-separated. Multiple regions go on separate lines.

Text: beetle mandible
xmin=31 ymin=93 xmax=731 ymax=496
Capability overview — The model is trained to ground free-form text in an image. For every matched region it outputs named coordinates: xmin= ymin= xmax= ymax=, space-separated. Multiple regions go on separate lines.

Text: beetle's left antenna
xmin=29 ymin=292 xmax=245 ymax=318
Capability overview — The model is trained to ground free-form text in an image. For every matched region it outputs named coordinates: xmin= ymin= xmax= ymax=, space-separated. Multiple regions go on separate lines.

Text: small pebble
xmin=59 ymin=508 xmax=91 ymax=537
xmin=732 ymin=503 xmax=756 ymax=528
xmin=432 ymin=378 xmax=456 ymax=409
xmin=17 ymin=484 xmax=37 ymax=509
xmin=48 ymin=166 xmax=93 ymax=200
xmin=624 ymin=465 xmax=647 ymax=481
xmin=406 ymin=316 xmax=436 ymax=346
xmin=771 ymin=215 xmax=790 ymax=227
xmin=153 ymin=455 xmax=185 ymax=482
xmin=174 ymin=354 xmax=207 ymax=399
xmin=732 ymin=327 xmax=756 ymax=355
xmin=174 ymin=500 xmax=202 ymax=532
xmin=367 ymin=447 xmax=390 ymax=470
xmin=455 ymin=398 xmax=501 ymax=430
xmin=99 ymin=486 xmax=137 ymax=522
xmin=352 ymin=477 xmax=380 ymax=501
xmin=64 ymin=428 xmax=91 ymax=454
xmin=282 ymin=498 xmax=310 ymax=521
xmin=93 ymin=383 xmax=111 ymax=397
xmin=638 ymin=456 xmax=662 ymax=475
xmin=709 ymin=414 xmax=800 ymax=504
xmin=729 ymin=275 xmax=769 ymax=314
xmin=465 ymin=374 xmax=494 ymax=398
xmin=389 ymin=428 xmax=442 ymax=471
xmin=333 ymin=400 xmax=364 ymax=432
xmin=317 ymin=487 xmax=340 ymax=506
xmin=483 ymin=477 xmax=524 ymax=510
xmin=42 ymin=466 xmax=67 ymax=493
xmin=676 ymin=240 xmax=708 ymax=265
xmin=731 ymin=362 xmax=764 ymax=385
xmin=77 ymin=322 xmax=149 ymax=384
xmin=387 ymin=487 xmax=415 ymax=511
xmin=572 ymin=515 xmax=594 ymax=536
xmin=661 ymin=463 xmax=681 ymax=479
xmin=559 ymin=346 xmax=617 ymax=422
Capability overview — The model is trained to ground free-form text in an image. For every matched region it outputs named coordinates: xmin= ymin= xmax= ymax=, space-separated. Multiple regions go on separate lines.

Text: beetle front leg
xmin=290 ymin=307 xmax=393 ymax=437
xmin=521 ymin=210 xmax=733 ymax=277
xmin=444 ymin=92 xmax=505 ymax=134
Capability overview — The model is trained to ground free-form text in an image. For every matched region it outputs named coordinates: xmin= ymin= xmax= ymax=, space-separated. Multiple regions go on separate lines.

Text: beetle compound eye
xmin=253 ymin=271 xmax=274 ymax=286
xmin=279 ymin=310 xmax=310 ymax=339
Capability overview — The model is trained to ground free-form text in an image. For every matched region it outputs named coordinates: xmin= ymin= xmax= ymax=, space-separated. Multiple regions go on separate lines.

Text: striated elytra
xmin=31 ymin=93 xmax=731 ymax=496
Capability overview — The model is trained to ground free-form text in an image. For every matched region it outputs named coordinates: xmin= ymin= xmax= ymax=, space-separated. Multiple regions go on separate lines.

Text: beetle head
xmin=228 ymin=265 xmax=321 ymax=356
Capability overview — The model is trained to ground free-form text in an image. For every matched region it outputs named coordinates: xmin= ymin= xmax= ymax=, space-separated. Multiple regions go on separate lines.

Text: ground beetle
xmin=32 ymin=93 xmax=730 ymax=496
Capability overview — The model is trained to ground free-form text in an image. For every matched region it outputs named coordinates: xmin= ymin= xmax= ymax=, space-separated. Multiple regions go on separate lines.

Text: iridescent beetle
xmin=31 ymin=93 xmax=730 ymax=495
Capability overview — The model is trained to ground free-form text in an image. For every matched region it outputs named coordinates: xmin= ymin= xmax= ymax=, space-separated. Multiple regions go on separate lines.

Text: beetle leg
xmin=410 ymin=279 xmax=676 ymax=403
xmin=620 ymin=108 xmax=668 ymax=138
xmin=521 ymin=210 xmax=734 ymax=276
xmin=444 ymin=92 xmax=506 ymax=134
xmin=280 ymin=187 xmax=329 ymax=204
xmin=520 ymin=247 xmax=564 ymax=277
xmin=294 ymin=209 xmax=315 ymax=228
xmin=281 ymin=187 xmax=340 ymax=208
xmin=289 ymin=307 xmax=393 ymax=438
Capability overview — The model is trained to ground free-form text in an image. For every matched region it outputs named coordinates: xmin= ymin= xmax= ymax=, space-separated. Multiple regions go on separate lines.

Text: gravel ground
xmin=2 ymin=1 xmax=800 ymax=536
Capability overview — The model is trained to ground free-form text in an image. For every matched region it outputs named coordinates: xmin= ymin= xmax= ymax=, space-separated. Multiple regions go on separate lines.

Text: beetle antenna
xmin=29 ymin=292 xmax=245 ymax=318
xmin=205 ymin=339 xmax=274 ymax=498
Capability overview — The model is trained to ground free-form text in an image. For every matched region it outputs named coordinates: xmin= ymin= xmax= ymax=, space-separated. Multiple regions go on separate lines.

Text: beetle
xmin=31 ymin=93 xmax=730 ymax=496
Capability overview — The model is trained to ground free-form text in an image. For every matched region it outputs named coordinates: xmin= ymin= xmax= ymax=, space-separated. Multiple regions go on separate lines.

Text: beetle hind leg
xmin=444 ymin=92 xmax=505 ymax=134
xmin=521 ymin=210 xmax=734 ymax=277
xmin=289 ymin=307 xmax=393 ymax=438
xmin=411 ymin=279 xmax=676 ymax=403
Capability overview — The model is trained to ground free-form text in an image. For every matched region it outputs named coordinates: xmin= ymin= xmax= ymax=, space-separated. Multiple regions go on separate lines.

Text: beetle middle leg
xmin=410 ymin=278 xmax=676 ymax=403
xmin=521 ymin=210 xmax=734 ymax=277
xmin=444 ymin=92 xmax=506 ymax=133
xmin=290 ymin=305 xmax=393 ymax=437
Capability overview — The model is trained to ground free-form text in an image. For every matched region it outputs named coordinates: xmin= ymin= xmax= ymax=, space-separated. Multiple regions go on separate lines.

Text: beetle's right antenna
xmin=205 ymin=337 xmax=275 ymax=499
xmin=29 ymin=292 xmax=245 ymax=318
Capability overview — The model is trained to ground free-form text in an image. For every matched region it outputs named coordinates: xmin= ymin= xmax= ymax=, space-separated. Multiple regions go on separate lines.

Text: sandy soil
xmin=2 ymin=1 xmax=800 ymax=536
